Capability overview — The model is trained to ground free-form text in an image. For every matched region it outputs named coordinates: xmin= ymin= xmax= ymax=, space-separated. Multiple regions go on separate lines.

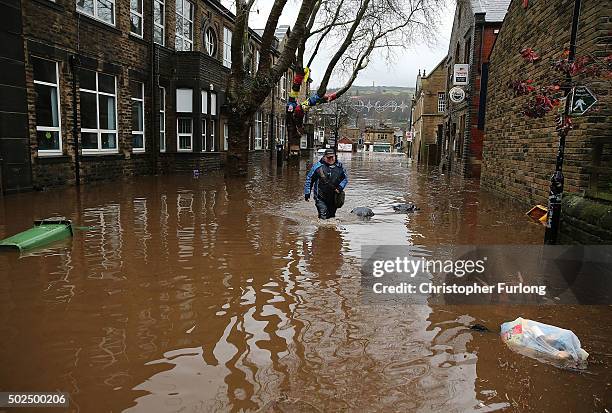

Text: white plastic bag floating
xmin=500 ymin=317 xmax=589 ymax=369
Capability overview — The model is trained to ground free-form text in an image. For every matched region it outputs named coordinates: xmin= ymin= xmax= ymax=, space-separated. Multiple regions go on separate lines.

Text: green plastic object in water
xmin=0 ymin=218 xmax=73 ymax=252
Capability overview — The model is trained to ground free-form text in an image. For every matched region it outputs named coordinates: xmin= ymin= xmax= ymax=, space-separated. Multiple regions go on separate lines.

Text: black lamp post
xmin=544 ymin=0 xmax=581 ymax=244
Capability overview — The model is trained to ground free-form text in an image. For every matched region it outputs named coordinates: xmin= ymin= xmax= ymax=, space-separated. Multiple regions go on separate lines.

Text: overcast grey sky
xmin=222 ymin=0 xmax=456 ymax=88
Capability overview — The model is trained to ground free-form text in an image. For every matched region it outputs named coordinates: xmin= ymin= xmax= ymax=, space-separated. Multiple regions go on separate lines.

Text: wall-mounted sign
xmin=569 ymin=86 xmax=597 ymax=116
xmin=453 ymin=64 xmax=469 ymax=85
xmin=449 ymin=87 xmax=466 ymax=103
xmin=405 ymin=131 xmax=413 ymax=142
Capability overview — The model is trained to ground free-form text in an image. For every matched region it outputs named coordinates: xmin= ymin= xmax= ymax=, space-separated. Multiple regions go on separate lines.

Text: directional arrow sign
xmin=569 ymin=86 xmax=597 ymax=116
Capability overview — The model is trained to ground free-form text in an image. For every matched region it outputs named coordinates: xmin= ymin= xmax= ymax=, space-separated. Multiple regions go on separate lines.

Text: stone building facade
xmin=0 ymin=0 xmax=291 ymax=193
xmin=441 ymin=0 xmax=509 ymax=178
xmin=364 ymin=125 xmax=395 ymax=152
xmin=482 ymin=0 xmax=612 ymax=243
xmin=411 ymin=60 xmax=446 ymax=165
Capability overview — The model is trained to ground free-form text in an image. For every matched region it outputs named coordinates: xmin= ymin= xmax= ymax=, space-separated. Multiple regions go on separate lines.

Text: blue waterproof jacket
xmin=304 ymin=158 xmax=348 ymax=202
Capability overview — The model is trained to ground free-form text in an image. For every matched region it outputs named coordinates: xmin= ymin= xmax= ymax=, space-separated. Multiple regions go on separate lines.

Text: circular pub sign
xmin=449 ymin=87 xmax=466 ymax=103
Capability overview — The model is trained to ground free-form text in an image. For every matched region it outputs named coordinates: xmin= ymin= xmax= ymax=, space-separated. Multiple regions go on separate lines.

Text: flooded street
xmin=0 ymin=152 xmax=610 ymax=412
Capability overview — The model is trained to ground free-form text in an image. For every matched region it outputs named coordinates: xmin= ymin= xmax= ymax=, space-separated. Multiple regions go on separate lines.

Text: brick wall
xmin=482 ymin=0 xmax=611 ymax=205
xmin=441 ymin=0 xmax=503 ymax=178
xmin=22 ymin=0 xmax=155 ymax=189
xmin=16 ymin=0 xmax=287 ymax=192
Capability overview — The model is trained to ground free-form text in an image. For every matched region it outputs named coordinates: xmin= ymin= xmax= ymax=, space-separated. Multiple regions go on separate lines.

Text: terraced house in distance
xmin=0 ymin=0 xmax=292 ymax=193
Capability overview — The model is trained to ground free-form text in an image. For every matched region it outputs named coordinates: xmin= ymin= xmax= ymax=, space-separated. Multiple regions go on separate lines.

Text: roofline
xmin=487 ymin=0 xmax=514 ymax=60
xmin=423 ymin=57 xmax=446 ymax=78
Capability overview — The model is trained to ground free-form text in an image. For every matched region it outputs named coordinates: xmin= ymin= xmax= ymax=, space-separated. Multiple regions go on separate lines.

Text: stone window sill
xmin=36 ymin=154 xmax=71 ymax=163
xmin=129 ymin=33 xmax=149 ymax=46
xmin=80 ymin=153 xmax=124 ymax=161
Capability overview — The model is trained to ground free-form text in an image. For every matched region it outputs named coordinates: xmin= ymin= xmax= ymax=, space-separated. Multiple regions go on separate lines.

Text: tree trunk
xmin=226 ymin=111 xmax=252 ymax=176
xmin=287 ymin=113 xmax=301 ymax=158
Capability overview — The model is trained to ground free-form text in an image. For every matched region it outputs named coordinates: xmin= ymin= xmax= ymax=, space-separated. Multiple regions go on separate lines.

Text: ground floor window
xmin=279 ymin=120 xmax=285 ymax=144
xmin=80 ymin=69 xmax=118 ymax=153
xmin=223 ymin=122 xmax=228 ymax=151
xmin=131 ymin=81 xmax=145 ymax=152
xmin=249 ymin=125 xmax=252 ymax=150
xmin=159 ymin=87 xmax=166 ymax=152
xmin=255 ymin=111 xmax=263 ymax=149
xmin=33 ymin=57 xmax=62 ymax=155
xmin=201 ymin=119 xmax=207 ymax=151
xmin=177 ymin=117 xmax=192 ymax=151
xmin=264 ymin=117 xmax=269 ymax=149
xmin=210 ymin=119 xmax=216 ymax=151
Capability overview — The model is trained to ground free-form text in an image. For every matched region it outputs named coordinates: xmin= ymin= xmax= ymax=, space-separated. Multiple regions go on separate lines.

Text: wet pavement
xmin=0 ymin=152 xmax=610 ymax=412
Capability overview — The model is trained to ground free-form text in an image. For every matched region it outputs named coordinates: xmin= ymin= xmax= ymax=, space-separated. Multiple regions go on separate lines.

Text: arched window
xmin=205 ymin=27 xmax=217 ymax=57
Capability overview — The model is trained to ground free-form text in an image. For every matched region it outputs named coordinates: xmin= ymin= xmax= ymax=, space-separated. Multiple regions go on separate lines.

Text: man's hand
xmin=305 ymin=194 xmax=310 ymax=201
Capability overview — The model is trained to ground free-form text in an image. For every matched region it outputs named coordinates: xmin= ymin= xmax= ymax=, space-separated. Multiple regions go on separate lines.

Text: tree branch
xmin=316 ymin=0 xmax=371 ymax=96
xmin=257 ymin=0 xmax=289 ymax=74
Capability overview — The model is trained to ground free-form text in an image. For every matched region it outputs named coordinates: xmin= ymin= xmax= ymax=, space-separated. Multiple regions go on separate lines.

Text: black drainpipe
xmin=69 ymin=54 xmax=81 ymax=186
xmin=270 ymin=76 xmax=275 ymax=158
xmin=150 ymin=0 xmax=157 ymax=172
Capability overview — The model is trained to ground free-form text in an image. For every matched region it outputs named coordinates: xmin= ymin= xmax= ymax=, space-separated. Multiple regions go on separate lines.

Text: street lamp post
xmin=544 ymin=0 xmax=581 ymax=244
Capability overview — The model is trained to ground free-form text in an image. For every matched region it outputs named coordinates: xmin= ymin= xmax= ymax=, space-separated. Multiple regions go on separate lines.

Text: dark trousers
xmin=315 ymin=197 xmax=337 ymax=219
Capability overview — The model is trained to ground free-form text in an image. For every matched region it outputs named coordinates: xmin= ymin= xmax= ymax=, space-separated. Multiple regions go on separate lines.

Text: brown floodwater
xmin=0 ymin=152 xmax=610 ymax=412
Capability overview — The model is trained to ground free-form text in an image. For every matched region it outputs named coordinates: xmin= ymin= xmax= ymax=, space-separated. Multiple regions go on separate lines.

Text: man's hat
xmin=324 ymin=148 xmax=335 ymax=156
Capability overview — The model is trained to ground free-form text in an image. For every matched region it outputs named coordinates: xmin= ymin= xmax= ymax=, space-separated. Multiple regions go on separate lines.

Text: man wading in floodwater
xmin=304 ymin=149 xmax=348 ymax=219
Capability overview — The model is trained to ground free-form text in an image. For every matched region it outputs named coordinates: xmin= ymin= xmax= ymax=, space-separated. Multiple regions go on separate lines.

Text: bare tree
xmin=226 ymin=0 xmax=442 ymax=174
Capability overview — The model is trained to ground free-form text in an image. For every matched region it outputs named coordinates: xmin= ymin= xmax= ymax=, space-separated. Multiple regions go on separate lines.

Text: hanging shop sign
xmin=449 ymin=87 xmax=466 ymax=103
xmin=453 ymin=64 xmax=469 ymax=85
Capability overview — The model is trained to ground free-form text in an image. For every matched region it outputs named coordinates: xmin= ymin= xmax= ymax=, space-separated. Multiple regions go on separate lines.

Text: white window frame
xmin=154 ymin=0 xmax=165 ymax=45
xmin=175 ymin=0 xmax=193 ymax=51
xmin=280 ymin=72 xmax=287 ymax=100
xmin=201 ymin=119 xmax=207 ymax=151
xmin=176 ymin=88 xmax=193 ymax=112
xmin=131 ymin=81 xmax=145 ymax=152
xmin=279 ymin=119 xmax=285 ymax=144
xmin=223 ymin=27 xmax=232 ymax=68
xmin=438 ymin=92 xmax=446 ymax=113
xmin=34 ymin=58 xmax=62 ymax=156
xmin=205 ymin=28 xmax=216 ymax=56
xmin=254 ymin=111 xmax=262 ymax=149
xmin=248 ymin=124 xmax=252 ymax=150
xmin=255 ymin=49 xmax=260 ymax=73
xmin=210 ymin=119 xmax=216 ymax=151
xmin=210 ymin=93 xmax=216 ymax=116
xmin=201 ymin=90 xmax=208 ymax=115
xmin=130 ymin=0 xmax=143 ymax=37
xmin=159 ymin=86 xmax=166 ymax=152
xmin=177 ymin=117 xmax=193 ymax=152
xmin=80 ymin=71 xmax=118 ymax=154
xmin=223 ymin=122 xmax=228 ymax=151
xmin=76 ymin=0 xmax=115 ymax=26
